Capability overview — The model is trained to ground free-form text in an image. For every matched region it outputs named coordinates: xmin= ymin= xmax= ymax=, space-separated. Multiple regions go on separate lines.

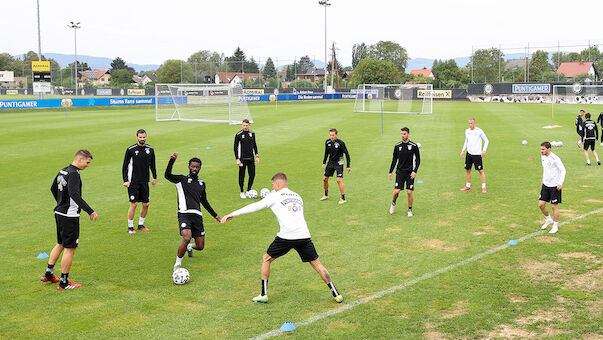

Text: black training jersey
xmin=234 ymin=130 xmax=258 ymax=161
xmin=51 ymin=164 xmax=94 ymax=217
xmin=323 ymin=138 xmax=351 ymax=167
xmin=576 ymin=114 xmax=584 ymax=135
xmin=122 ymin=144 xmax=157 ymax=183
xmin=389 ymin=140 xmax=421 ymax=174
xmin=165 ymin=158 xmax=217 ymax=217
xmin=583 ymin=119 xmax=599 ymax=140
xmin=597 ymin=113 xmax=603 ymax=126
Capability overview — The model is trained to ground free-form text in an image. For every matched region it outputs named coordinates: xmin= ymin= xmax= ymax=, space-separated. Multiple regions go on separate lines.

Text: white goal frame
xmin=155 ymin=83 xmax=252 ymax=124
xmin=353 ymin=83 xmax=433 ymax=114
xmin=552 ymin=84 xmax=603 ymax=117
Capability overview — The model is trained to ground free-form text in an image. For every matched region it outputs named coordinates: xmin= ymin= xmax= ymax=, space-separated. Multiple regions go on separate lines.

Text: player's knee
xmin=182 ymin=235 xmax=192 ymax=243
xmin=262 ymin=253 xmax=273 ymax=262
xmin=538 ymin=201 xmax=546 ymax=208
xmin=336 ymin=177 xmax=343 ymax=183
xmin=130 ymin=202 xmax=138 ymax=207
xmin=142 ymin=202 xmax=150 ymax=208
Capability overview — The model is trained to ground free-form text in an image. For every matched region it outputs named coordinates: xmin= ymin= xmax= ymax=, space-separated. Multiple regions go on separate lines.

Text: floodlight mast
xmin=68 ymin=21 xmax=81 ymax=96
xmin=318 ymin=0 xmax=331 ymax=93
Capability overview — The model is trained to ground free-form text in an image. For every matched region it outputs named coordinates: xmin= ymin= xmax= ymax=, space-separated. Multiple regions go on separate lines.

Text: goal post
xmin=552 ymin=84 xmax=603 ymax=118
xmin=155 ymin=83 xmax=252 ymax=124
xmin=353 ymin=84 xmax=433 ymax=114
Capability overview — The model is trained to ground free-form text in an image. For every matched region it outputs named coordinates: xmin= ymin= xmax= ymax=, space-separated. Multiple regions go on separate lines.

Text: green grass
xmin=0 ymin=100 xmax=601 ymax=339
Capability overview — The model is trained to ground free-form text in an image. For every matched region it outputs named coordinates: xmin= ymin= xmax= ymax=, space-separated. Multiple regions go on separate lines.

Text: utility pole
xmin=318 ymin=0 xmax=331 ymax=93
xmin=330 ymin=42 xmax=336 ymax=88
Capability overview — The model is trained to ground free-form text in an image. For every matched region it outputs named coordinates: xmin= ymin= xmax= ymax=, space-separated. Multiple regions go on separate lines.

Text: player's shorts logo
xmin=130 ymin=195 xmax=135 ymax=200
xmin=181 ymin=223 xmax=186 ymax=228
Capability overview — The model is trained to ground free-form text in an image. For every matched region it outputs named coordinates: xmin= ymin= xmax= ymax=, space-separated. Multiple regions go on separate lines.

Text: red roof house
xmin=557 ymin=61 xmax=598 ymax=78
xmin=410 ymin=69 xmax=434 ymax=79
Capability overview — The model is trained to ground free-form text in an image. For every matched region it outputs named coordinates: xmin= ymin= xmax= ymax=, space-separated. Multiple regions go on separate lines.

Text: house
xmin=215 ymin=72 xmax=263 ymax=84
xmin=505 ymin=58 xmax=528 ymax=71
xmin=410 ymin=69 xmax=435 ymax=79
xmin=295 ymin=68 xmax=326 ymax=82
xmin=557 ymin=61 xmax=598 ymax=79
xmin=133 ymin=73 xmax=156 ymax=86
xmin=78 ymin=70 xmax=111 ymax=87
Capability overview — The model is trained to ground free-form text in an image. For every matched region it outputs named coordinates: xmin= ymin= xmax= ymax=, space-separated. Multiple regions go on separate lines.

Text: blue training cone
xmin=417 ymin=179 xmax=423 ymax=184
xmin=206 ymin=146 xmax=211 ymax=150
xmin=280 ymin=321 xmax=296 ymax=331
xmin=508 ymin=240 xmax=518 ymax=245
xmin=36 ymin=252 xmax=49 ymax=259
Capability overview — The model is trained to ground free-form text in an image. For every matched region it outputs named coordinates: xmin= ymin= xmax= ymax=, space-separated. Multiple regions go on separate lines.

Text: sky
xmin=2 ymin=0 xmax=602 ymax=67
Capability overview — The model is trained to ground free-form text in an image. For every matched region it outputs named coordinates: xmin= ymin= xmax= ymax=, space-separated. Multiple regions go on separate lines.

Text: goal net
xmin=155 ymin=83 xmax=252 ymax=124
xmin=353 ymin=84 xmax=433 ymax=114
xmin=552 ymin=84 xmax=603 ymax=105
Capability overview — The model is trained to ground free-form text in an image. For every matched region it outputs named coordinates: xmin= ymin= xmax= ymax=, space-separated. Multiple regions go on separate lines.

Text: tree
xmin=471 ymin=48 xmax=503 ymax=82
xmin=432 ymin=59 xmax=468 ymax=88
xmin=68 ymin=61 xmax=91 ymax=72
xmin=225 ymin=47 xmax=246 ymax=72
xmin=297 ymin=56 xmax=315 ymax=74
xmin=285 ymin=64 xmax=295 ymax=81
xmin=367 ymin=41 xmax=408 ymax=72
xmin=110 ymin=69 xmax=134 ymax=86
xmin=245 ymin=57 xmax=259 ymax=73
xmin=529 ymin=50 xmax=552 ymax=80
xmin=187 ymin=50 xmax=223 ymax=78
xmin=352 ymin=43 xmax=368 ymax=69
xmin=262 ymin=57 xmax=276 ymax=80
xmin=289 ymin=79 xmax=315 ymax=88
xmin=110 ymin=56 xmax=135 ymax=73
xmin=579 ymin=46 xmax=603 ymax=71
xmin=0 ymin=53 xmax=15 ymax=70
xmin=156 ymin=59 xmax=193 ymax=83
xmin=349 ymin=58 xmax=402 ymax=87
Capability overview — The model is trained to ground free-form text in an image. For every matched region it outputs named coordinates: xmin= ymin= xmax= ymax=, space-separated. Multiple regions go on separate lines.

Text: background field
xmin=0 ymin=100 xmax=601 ymax=339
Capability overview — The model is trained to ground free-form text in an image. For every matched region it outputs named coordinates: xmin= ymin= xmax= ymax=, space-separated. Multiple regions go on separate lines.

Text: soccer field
xmin=0 ymin=100 xmax=601 ymax=339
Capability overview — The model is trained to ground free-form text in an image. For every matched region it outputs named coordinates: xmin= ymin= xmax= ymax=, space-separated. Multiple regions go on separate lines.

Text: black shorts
xmin=55 ymin=214 xmax=79 ymax=248
xmin=464 ymin=153 xmax=484 ymax=170
xmin=178 ymin=213 xmax=205 ymax=238
xmin=128 ymin=182 xmax=149 ymax=203
xmin=539 ymin=184 xmax=562 ymax=204
xmin=324 ymin=164 xmax=343 ymax=178
xmin=395 ymin=172 xmax=415 ymax=190
xmin=266 ymin=236 xmax=319 ymax=262
xmin=583 ymin=139 xmax=595 ymax=151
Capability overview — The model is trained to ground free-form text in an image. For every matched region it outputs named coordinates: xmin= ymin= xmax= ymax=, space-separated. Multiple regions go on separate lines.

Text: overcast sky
xmin=2 ymin=0 xmax=602 ymax=67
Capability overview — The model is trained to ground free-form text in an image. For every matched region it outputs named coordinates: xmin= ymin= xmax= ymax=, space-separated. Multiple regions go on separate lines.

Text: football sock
xmin=175 ymin=256 xmax=183 ymax=267
xmin=188 ymin=243 xmax=195 ymax=251
xmin=327 ymin=281 xmax=339 ymax=297
xmin=466 ymin=183 xmax=471 ymax=188
xmin=261 ymin=279 xmax=268 ymax=296
xmin=59 ymin=273 xmax=69 ymax=286
xmin=408 ymin=206 xmax=412 ymax=211
xmin=481 ymin=183 xmax=486 ymax=188
xmin=553 ymin=221 xmax=559 ymax=228
xmin=391 ymin=201 xmax=396 ymax=206
xmin=128 ymin=219 xmax=134 ymax=229
xmin=341 ymin=194 xmax=346 ymax=200
xmin=587 ymin=160 xmax=591 ymax=164
xmin=325 ymin=190 xmax=328 ymax=196
xmin=545 ymin=215 xmax=553 ymax=222
xmin=138 ymin=217 xmax=145 ymax=225
xmin=45 ymin=264 xmax=55 ymax=278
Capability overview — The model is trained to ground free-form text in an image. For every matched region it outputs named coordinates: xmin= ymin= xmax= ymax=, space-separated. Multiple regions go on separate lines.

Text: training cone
xmin=417 ymin=179 xmax=423 ymax=183
xmin=36 ymin=252 xmax=49 ymax=259
xmin=206 ymin=146 xmax=211 ymax=150
xmin=280 ymin=321 xmax=296 ymax=332
xmin=508 ymin=240 xmax=518 ymax=245
xmin=527 ymin=158 xmax=533 ymax=161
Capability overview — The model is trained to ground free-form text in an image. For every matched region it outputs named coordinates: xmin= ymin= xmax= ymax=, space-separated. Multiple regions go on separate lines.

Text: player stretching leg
xmin=222 ymin=173 xmax=343 ymax=304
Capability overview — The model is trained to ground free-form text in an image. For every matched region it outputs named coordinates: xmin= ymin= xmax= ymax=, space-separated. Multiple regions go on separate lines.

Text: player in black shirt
xmin=575 ymin=109 xmax=585 ymax=147
xmin=165 ymin=153 xmax=221 ymax=270
xmin=42 ymin=149 xmax=98 ymax=290
xmin=388 ymin=127 xmax=421 ymax=217
xmin=320 ymin=128 xmax=351 ymax=204
xmin=234 ymin=119 xmax=259 ymax=198
xmin=122 ymin=129 xmax=157 ymax=234
xmin=597 ymin=112 xmax=603 ymax=145
xmin=581 ymin=113 xmax=600 ymax=165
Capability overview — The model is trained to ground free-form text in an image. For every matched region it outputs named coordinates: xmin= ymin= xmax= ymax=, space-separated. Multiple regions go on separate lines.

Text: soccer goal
xmin=353 ymin=84 xmax=433 ymax=114
xmin=155 ymin=83 xmax=252 ymax=124
xmin=552 ymin=84 xmax=603 ymax=105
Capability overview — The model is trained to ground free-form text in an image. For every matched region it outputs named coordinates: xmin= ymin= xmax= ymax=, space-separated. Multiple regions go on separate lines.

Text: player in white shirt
xmin=538 ymin=142 xmax=566 ymax=234
xmin=460 ymin=117 xmax=489 ymax=193
xmin=221 ymin=172 xmax=343 ymax=304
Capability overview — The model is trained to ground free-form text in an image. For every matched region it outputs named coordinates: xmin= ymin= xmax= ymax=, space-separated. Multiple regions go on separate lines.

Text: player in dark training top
xmin=122 ymin=129 xmax=157 ymax=234
xmin=320 ymin=128 xmax=351 ymax=204
xmin=575 ymin=109 xmax=585 ymax=147
xmin=41 ymin=149 xmax=98 ymax=290
xmin=388 ymin=127 xmax=421 ymax=217
xmin=165 ymin=153 xmax=221 ymax=270
xmin=581 ymin=113 xmax=600 ymax=165
xmin=234 ymin=119 xmax=259 ymax=198
xmin=597 ymin=112 xmax=603 ymax=145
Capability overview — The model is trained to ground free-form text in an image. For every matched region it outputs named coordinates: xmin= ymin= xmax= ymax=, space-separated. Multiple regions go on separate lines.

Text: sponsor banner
xmin=0 ymin=71 xmax=14 ymax=82
xmin=417 ymin=89 xmax=452 ymax=99
xmin=512 ymin=83 xmax=550 ymax=94
xmin=0 ymin=97 xmax=157 ymax=110
xmin=33 ymin=71 xmax=51 ymax=82
xmin=96 ymin=89 xmax=112 ymax=96
xmin=32 ymin=61 xmax=51 ymax=72
xmin=350 ymin=89 xmax=379 ymax=95
xmin=7 ymin=89 xmax=18 ymax=95
xmin=127 ymin=88 xmax=146 ymax=96
xmin=243 ymin=89 xmax=264 ymax=95
xmin=33 ymin=82 xmax=52 ymax=93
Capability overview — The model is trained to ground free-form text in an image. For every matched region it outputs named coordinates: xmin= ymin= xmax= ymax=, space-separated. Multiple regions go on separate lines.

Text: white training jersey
xmin=462 ymin=127 xmax=489 ymax=155
xmin=230 ymin=187 xmax=311 ymax=240
xmin=541 ymin=152 xmax=566 ymax=187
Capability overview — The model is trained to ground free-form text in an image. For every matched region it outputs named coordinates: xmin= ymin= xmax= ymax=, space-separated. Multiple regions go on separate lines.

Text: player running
xmin=234 ymin=119 xmax=259 ymax=199
xmin=41 ymin=149 xmax=98 ymax=290
xmin=165 ymin=153 xmax=221 ymax=270
xmin=122 ymin=129 xmax=157 ymax=234
xmin=221 ymin=173 xmax=343 ymax=304
xmin=581 ymin=113 xmax=600 ymax=165
xmin=320 ymin=128 xmax=351 ymax=204
xmin=460 ymin=118 xmax=489 ymax=193
xmin=539 ymin=142 xmax=566 ymax=234
xmin=575 ymin=109 xmax=585 ymax=147
xmin=388 ymin=127 xmax=420 ymax=217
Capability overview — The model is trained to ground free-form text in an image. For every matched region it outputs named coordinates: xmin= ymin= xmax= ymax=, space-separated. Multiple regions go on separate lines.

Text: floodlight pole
xmin=68 ymin=21 xmax=81 ymax=96
xmin=319 ymin=0 xmax=331 ymax=93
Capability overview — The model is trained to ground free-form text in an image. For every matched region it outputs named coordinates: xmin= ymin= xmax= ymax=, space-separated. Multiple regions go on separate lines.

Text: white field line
xmin=250 ymin=207 xmax=602 ymax=340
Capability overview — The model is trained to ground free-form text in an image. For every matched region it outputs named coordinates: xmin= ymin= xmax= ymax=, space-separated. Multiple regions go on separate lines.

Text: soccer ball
xmin=172 ymin=267 xmax=190 ymax=285
xmin=246 ymin=190 xmax=258 ymax=199
xmin=416 ymin=142 xmax=422 ymax=148
xmin=521 ymin=140 xmax=528 ymax=145
xmin=260 ymin=188 xmax=270 ymax=198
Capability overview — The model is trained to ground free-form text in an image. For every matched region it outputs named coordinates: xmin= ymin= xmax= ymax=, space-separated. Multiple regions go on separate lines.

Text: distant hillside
xmin=16 ymin=53 xmax=159 ymax=72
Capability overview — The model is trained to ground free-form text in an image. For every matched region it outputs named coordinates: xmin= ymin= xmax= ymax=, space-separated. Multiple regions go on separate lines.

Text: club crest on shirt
xmin=408 ymin=145 xmax=412 ymax=150
xmin=188 ymin=178 xmax=192 ymax=183
xmin=146 ymin=148 xmax=150 ymax=154
xmin=242 ymin=135 xmax=245 ymax=139
xmin=334 ymin=142 xmax=339 ymax=148
xmin=248 ymin=132 xmax=252 ymax=137
xmin=399 ymin=146 xmax=402 ymax=151
xmin=135 ymin=150 xmax=139 ymax=155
